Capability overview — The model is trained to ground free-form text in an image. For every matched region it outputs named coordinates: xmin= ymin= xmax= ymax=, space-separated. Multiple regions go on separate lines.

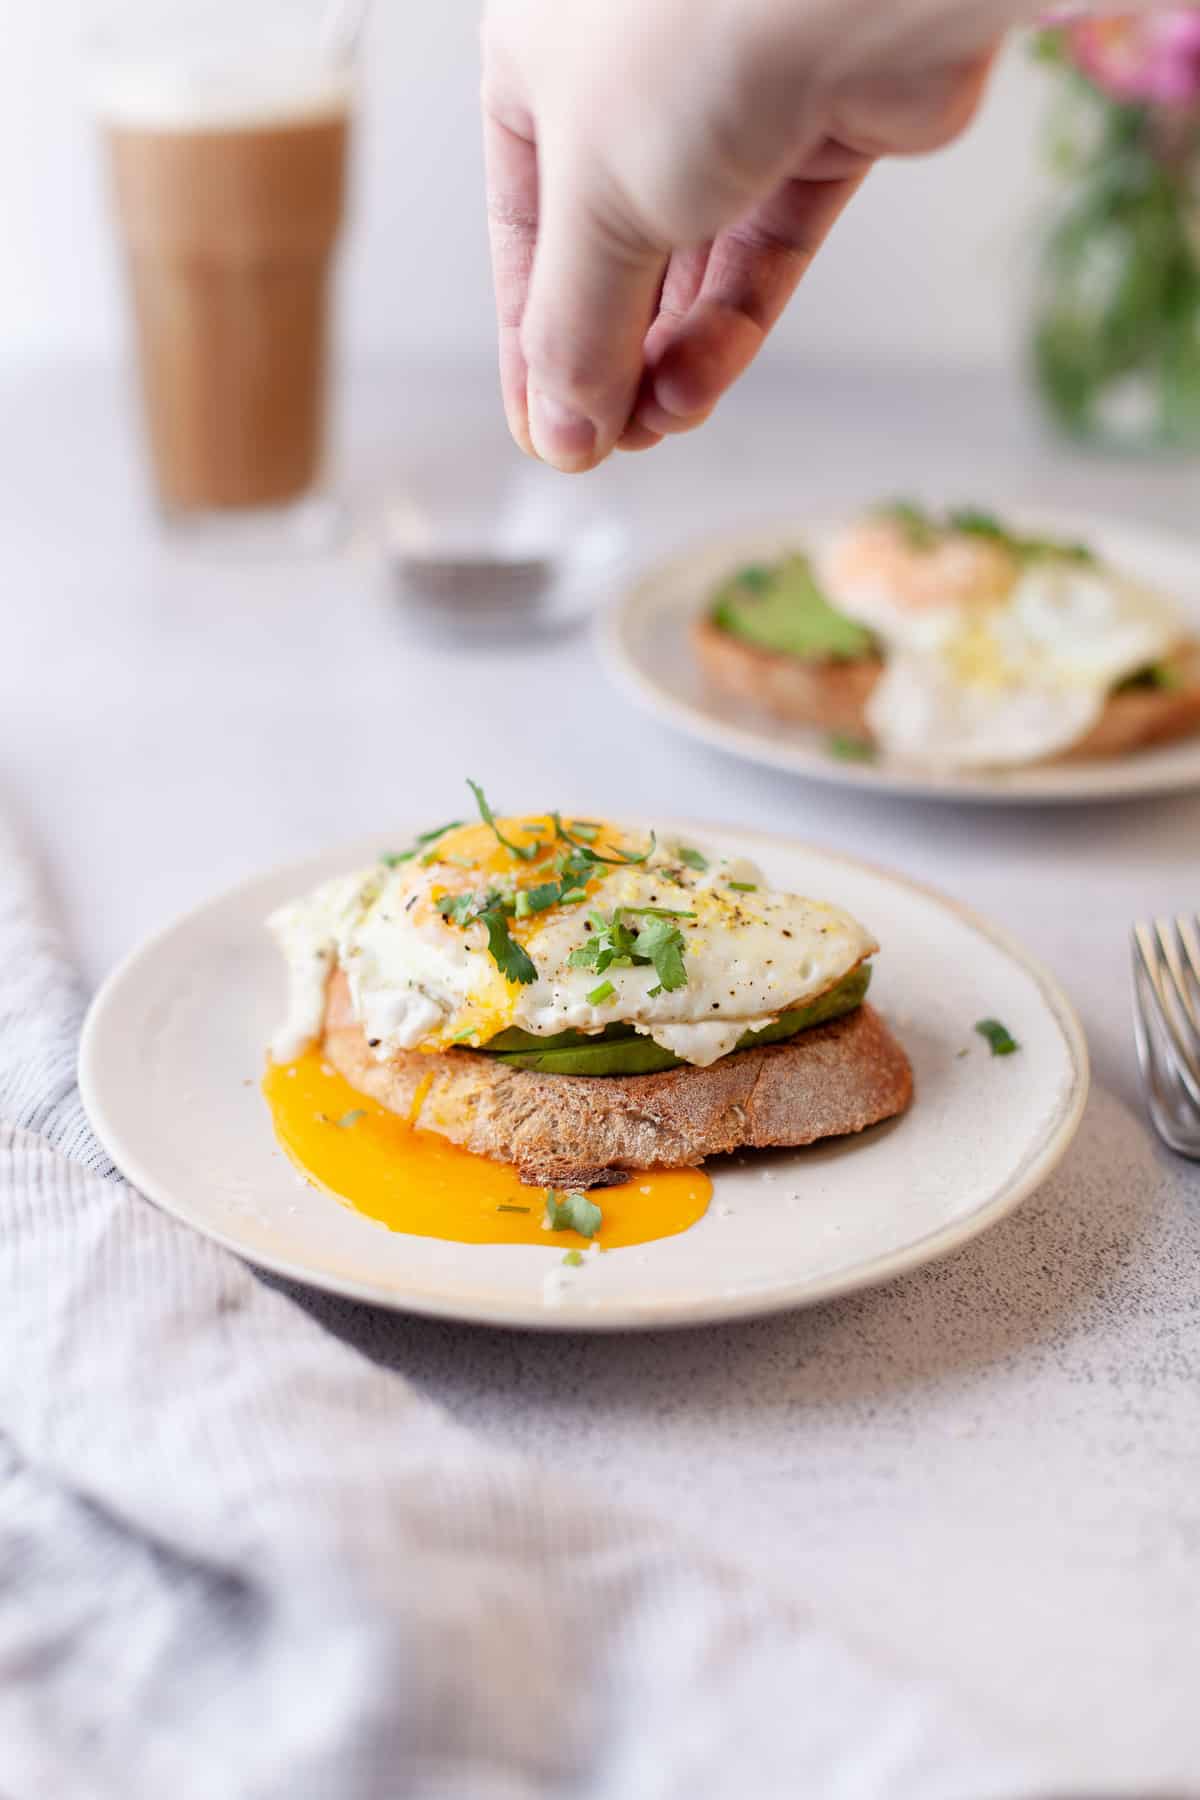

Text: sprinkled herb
xmin=451 ymin=1029 xmax=477 ymax=1044
xmin=496 ymin=1203 xmax=531 ymax=1214
xmin=827 ymin=733 xmax=877 ymax=763
xmin=514 ymin=891 xmax=532 ymax=919
xmin=562 ymin=1249 xmax=584 ymax=1267
xmin=879 ymin=500 xmax=938 ymax=549
xmin=569 ymin=906 xmax=689 ymax=994
xmin=544 ymin=1189 xmax=603 ymax=1238
xmin=626 ymin=905 xmax=696 ymax=919
xmin=380 ymin=821 xmax=463 ymax=867
xmin=587 ymin=979 xmax=615 ymax=1004
xmin=568 ymin=821 xmax=600 ymax=842
xmin=523 ymin=881 xmax=563 ymax=912
xmin=975 ymin=1018 xmax=1020 ymax=1057
xmin=326 ymin=1109 xmax=364 ymax=1129
xmin=467 ymin=778 xmax=541 ymax=862
xmin=437 ymin=892 xmax=478 ymax=925
xmin=678 ymin=846 xmax=709 ymax=872
xmin=736 ymin=565 xmax=772 ymax=591
xmin=552 ymin=812 xmax=656 ymax=867
xmin=728 ymin=881 xmax=757 ymax=893
xmin=635 ymin=914 xmax=688 ymax=993
xmin=481 ymin=901 xmax=537 ymax=985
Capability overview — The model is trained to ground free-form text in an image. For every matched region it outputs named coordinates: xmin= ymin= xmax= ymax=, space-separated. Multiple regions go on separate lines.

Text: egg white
xmin=269 ymin=835 xmax=876 ymax=1069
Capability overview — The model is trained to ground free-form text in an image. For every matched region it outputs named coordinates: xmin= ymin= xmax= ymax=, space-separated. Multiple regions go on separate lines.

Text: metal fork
xmin=1132 ymin=914 xmax=1200 ymax=1159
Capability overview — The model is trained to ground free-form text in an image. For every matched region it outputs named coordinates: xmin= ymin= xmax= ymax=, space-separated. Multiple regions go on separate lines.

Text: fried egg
xmin=269 ymin=817 xmax=876 ymax=1069
xmin=818 ymin=511 xmax=1186 ymax=768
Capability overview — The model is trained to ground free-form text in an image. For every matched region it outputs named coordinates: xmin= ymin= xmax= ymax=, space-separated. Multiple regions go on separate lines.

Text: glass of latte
xmin=91 ymin=6 xmax=357 ymax=547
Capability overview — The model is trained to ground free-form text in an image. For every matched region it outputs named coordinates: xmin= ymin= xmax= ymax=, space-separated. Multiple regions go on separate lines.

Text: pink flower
xmin=1062 ymin=10 xmax=1200 ymax=107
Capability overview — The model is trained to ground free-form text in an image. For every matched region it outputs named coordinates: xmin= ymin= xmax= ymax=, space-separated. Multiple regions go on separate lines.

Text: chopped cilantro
xmin=587 ymin=979 xmax=615 ymax=1005
xmin=467 ymin=778 xmax=541 ymax=862
xmin=635 ymin=914 xmax=688 ymax=993
xmin=879 ymin=500 xmax=938 ymax=549
xmin=380 ymin=820 xmax=463 ymax=867
xmin=544 ymin=1189 xmax=603 ymax=1238
xmin=552 ymin=812 xmax=656 ymax=866
xmin=524 ymin=881 xmax=563 ymax=911
xmin=481 ymin=901 xmax=537 ymax=985
xmin=437 ymin=892 xmax=478 ymax=925
xmin=436 ymin=885 xmax=537 ymax=984
xmin=570 ymin=906 xmax=689 ymax=994
xmin=975 ymin=1018 xmax=1019 ymax=1057
xmin=728 ymin=881 xmax=757 ymax=893
xmin=828 ymin=733 xmax=877 ymax=763
xmin=678 ymin=846 xmax=709 ymax=872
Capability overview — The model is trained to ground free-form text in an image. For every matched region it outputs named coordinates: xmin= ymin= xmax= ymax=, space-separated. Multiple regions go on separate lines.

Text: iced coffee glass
xmin=91 ymin=5 xmax=356 ymax=546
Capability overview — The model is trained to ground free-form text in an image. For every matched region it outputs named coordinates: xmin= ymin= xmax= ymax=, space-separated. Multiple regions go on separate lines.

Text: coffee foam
xmin=90 ymin=57 xmax=352 ymax=130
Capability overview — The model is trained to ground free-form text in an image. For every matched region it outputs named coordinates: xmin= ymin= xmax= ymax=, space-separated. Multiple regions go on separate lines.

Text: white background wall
xmin=4 ymin=3 xmax=1050 ymax=370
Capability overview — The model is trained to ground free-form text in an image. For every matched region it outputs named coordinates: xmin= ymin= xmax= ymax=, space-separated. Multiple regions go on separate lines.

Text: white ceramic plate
xmin=602 ymin=511 xmax=1200 ymax=803
xmin=80 ymin=825 xmax=1088 ymax=1331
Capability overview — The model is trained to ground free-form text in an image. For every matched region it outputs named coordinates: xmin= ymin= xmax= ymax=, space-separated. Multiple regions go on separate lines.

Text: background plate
xmin=80 ymin=826 xmax=1089 ymax=1330
xmin=602 ymin=511 xmax=1200 ymax=803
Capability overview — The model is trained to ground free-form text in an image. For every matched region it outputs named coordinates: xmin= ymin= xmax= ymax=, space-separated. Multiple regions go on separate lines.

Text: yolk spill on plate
xmin=263 ymin=1047 xmax=711 ymax=1249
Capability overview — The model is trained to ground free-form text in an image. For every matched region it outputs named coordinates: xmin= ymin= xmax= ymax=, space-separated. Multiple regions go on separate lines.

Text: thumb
xmin=519 ymin=146 xmax=667 ymax=472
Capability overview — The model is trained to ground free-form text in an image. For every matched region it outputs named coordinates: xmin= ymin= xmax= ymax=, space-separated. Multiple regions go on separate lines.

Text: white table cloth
xmin=4 ymin=356 xmax=1200 ymax=1793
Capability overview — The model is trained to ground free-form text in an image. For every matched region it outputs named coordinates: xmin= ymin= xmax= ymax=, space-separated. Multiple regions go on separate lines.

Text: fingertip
xmin=616 ymin=421 xmax=664 ymax=453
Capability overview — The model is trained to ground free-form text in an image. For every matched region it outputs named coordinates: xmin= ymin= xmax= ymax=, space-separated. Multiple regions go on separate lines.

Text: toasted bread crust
xmin=322 ymin=972 xmax=913 ymax=1189
xmin=694 ymin=617 xmax=1200 ymax=762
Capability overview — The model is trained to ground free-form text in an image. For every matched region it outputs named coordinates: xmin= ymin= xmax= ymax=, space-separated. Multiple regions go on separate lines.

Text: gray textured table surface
xmin=5 ymin=356 xmax=1200 ymax=1790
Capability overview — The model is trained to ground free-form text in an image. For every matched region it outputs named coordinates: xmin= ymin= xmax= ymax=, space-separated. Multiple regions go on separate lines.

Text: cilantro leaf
xmin=380 ymin=820 xmax=463 ymax=867
xmin=481 ymin=901 xmax=537 ymax=985
xmin=543 ymin=1189 xmax=603 ymax=1238
xmin=552 ymin=812 xmax=656 ymax=866
xmin=975 ymin=1018 xmax=1019 ymax=1057
xmin=467 ymin=778 xmax=541 ymax=862
xmin=634 ymin=914 xmax=688 ymax=993
xmin=524 ymin=881 xmax=563 ymax=911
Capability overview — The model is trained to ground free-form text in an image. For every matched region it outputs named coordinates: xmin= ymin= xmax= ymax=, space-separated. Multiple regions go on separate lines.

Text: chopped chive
xmin=451 ymin=1029 xmax=477 ymax=1044
xmin=497 ymin=1203 xmax=532 ymax=1214
xmin=568 ymin=821 xmax=600 ymax=842
xmin=588 ymin=979 xmax=615 ymax=1004
xmin=975 ymin=1018 xmax=1020 ymax=1057
xmin=679 ymin=846 xmax=709 ymax=872
xmin=559 ymin=887 xmax=588 ymax=904
xmin=514 ymin=891 xmax=532 ymax=918
xmin=827 ymin=732 xmax=877 ymax=763
xmin=331 ymin=1109 xmax=364 ymax=1129
xmin=562 ymin=1249 xmax=584 ymax=1267
xmin=729 ymin=881 xmax=757 ymax=893
xmin=627 ymin=905 xmax=696 ymax=919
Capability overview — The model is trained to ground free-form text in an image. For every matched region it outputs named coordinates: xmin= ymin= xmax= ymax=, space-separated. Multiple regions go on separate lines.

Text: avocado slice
xmin=711 ymin=554 xmax=875 ymax=662
xmin=476 ymin=964 xmax=870 ymax=1076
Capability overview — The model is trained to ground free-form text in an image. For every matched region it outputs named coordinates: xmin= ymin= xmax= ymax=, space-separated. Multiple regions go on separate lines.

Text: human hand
xmin=481 ymin=0 xmax=1000 ymax=472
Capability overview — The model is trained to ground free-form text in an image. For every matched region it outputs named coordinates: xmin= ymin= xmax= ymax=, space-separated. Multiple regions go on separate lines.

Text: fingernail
xmin=527 ymin=388 xmax=597 ymax=470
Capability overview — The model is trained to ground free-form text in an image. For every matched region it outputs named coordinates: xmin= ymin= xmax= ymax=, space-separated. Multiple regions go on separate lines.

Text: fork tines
xmin=1132 ymin=913 xmax=1200 ymax=1159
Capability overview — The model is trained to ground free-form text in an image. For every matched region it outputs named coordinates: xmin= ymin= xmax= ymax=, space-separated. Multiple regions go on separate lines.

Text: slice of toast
xmin=322 ymin=971 xmax=912 ymax=1189
xmin=694 ymin=617 xmax=1200 ymax=762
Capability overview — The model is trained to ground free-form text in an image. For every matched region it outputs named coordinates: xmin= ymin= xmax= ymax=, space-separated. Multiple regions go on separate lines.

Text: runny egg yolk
xmin=263 ymin=1047 xmax=712 ymax=1250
